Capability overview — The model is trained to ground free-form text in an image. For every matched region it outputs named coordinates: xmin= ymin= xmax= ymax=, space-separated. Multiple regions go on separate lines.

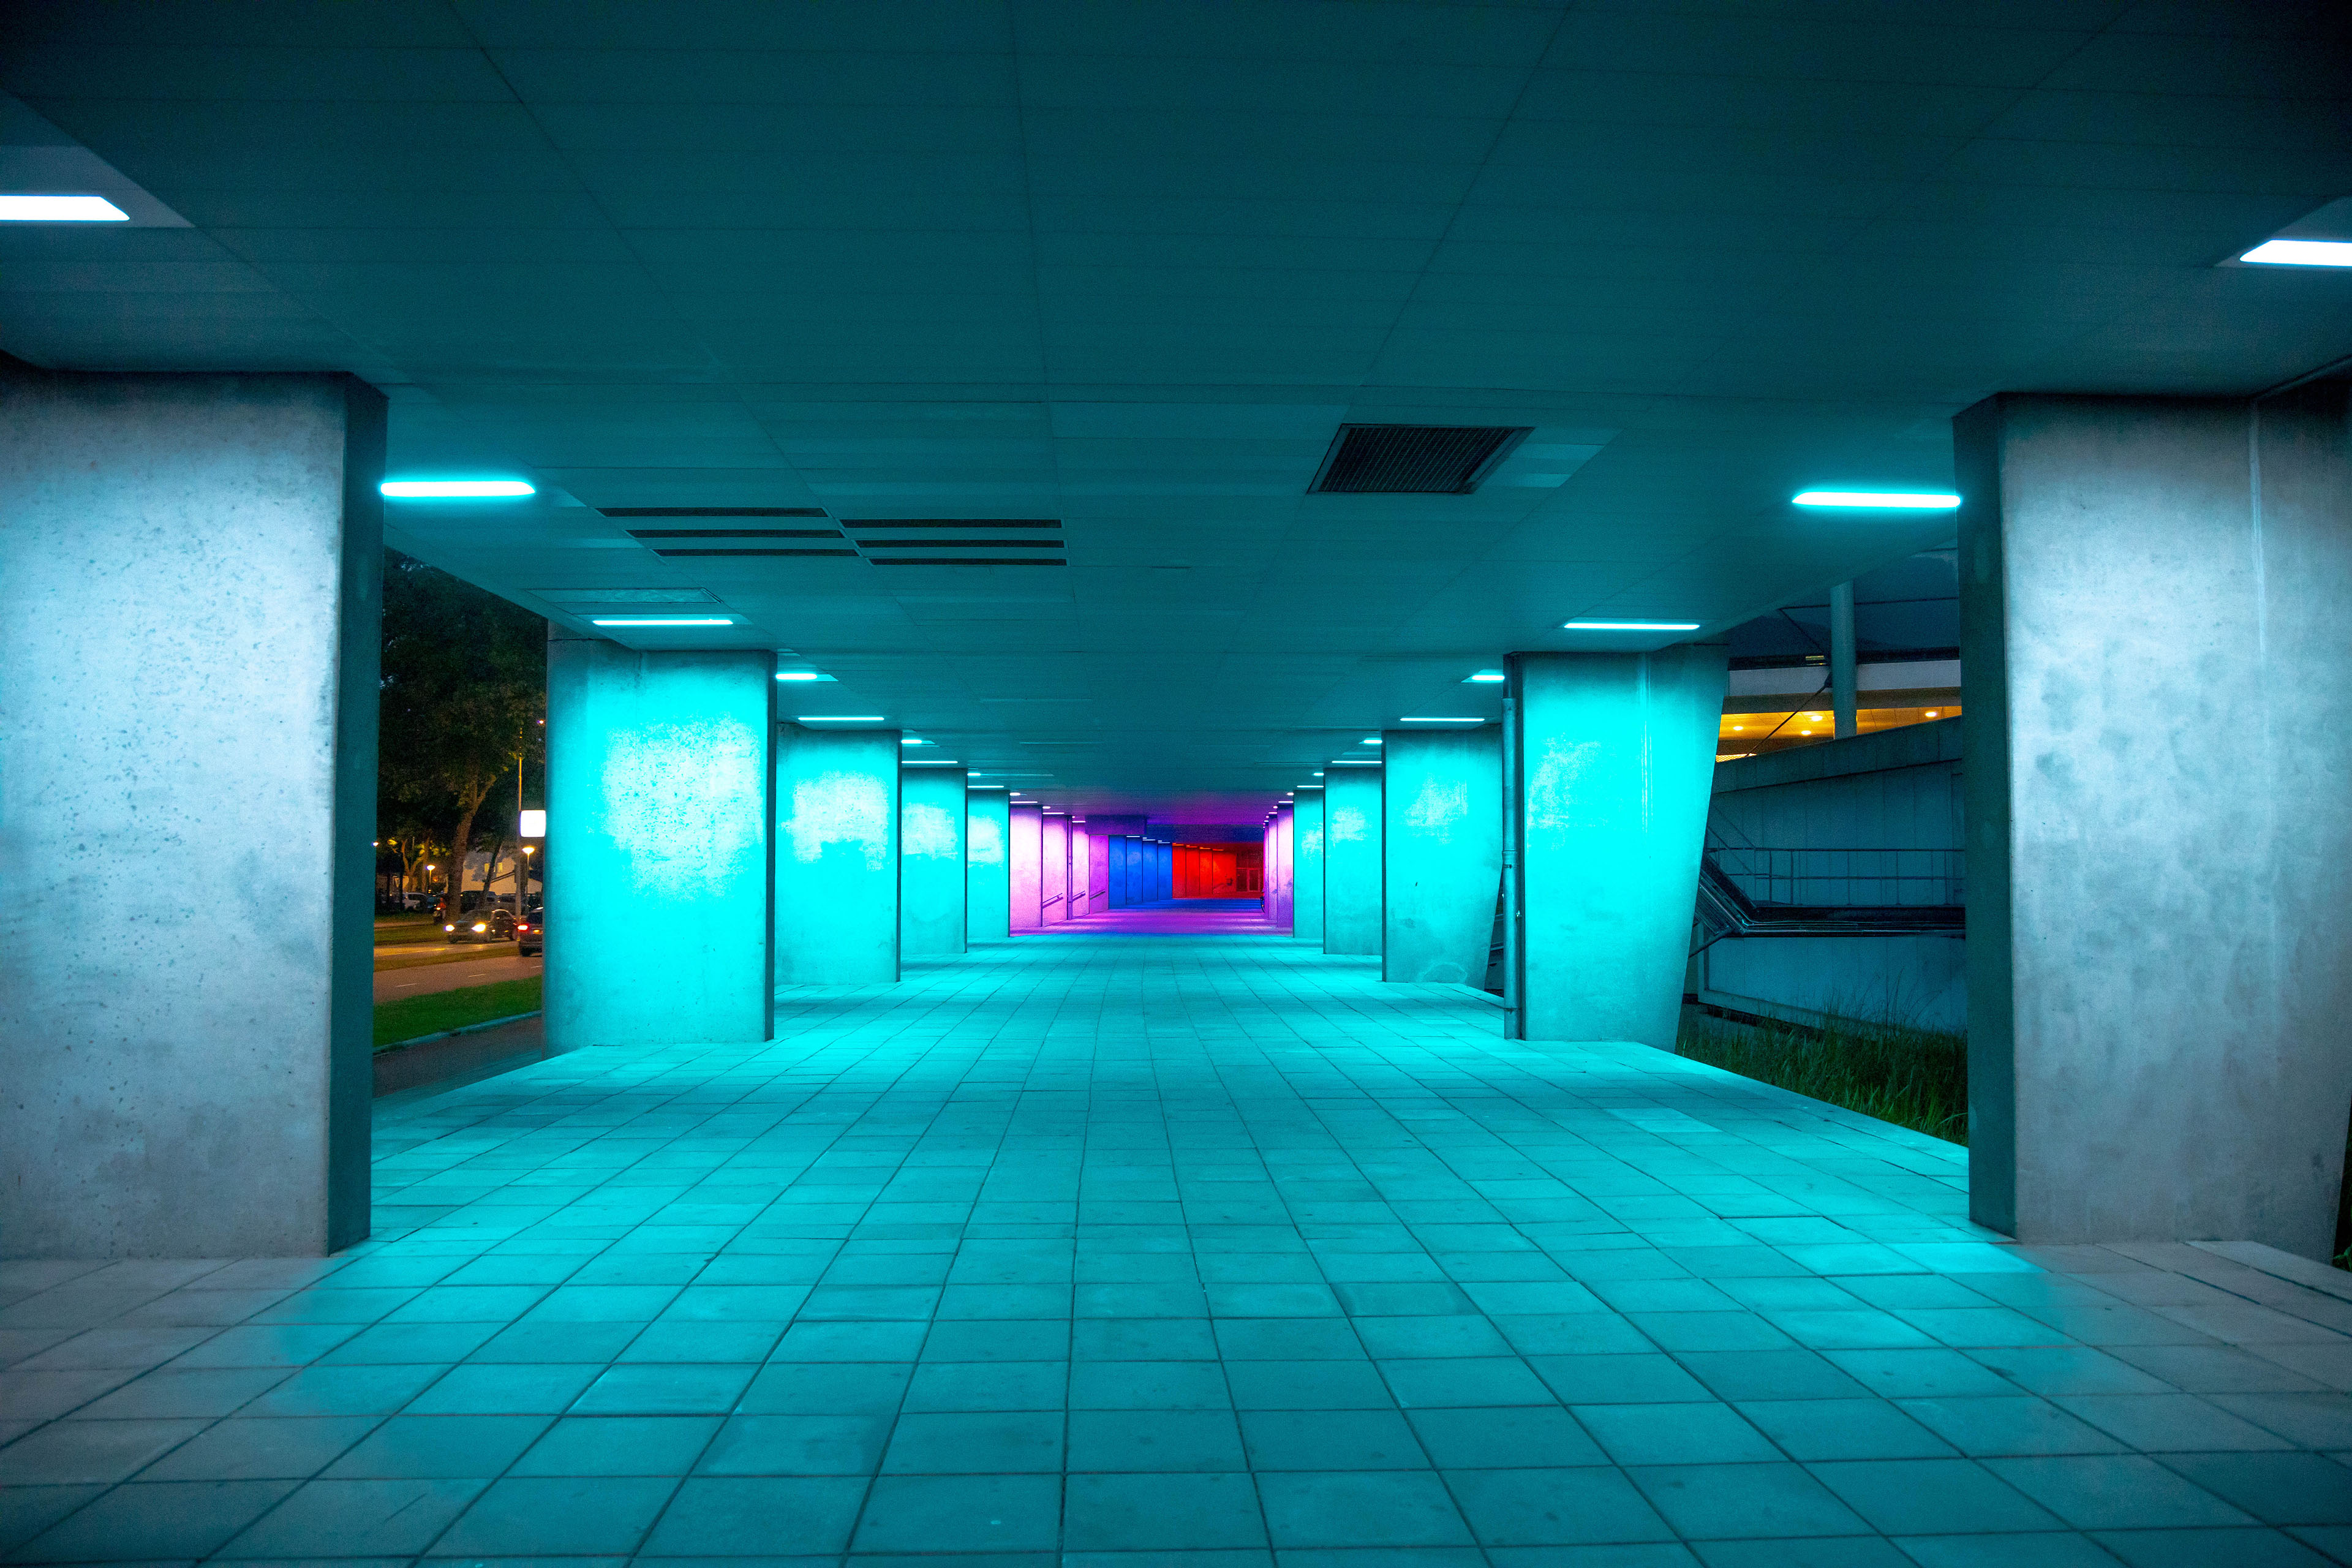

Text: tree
xmin=378 ymin=552 xmax=545 ymax=925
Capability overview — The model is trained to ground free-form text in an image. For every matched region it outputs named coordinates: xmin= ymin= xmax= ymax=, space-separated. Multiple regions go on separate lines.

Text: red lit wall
xmin=1173 ymin=843 xmax=1264 ymax=898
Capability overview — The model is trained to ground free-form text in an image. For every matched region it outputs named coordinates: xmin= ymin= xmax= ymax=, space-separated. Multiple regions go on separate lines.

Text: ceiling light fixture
xmin=1561 ymin=620 xmax=1701 ymax=631
xmin=796 ymin=715 xmax=884 ymax=722
xmin=1361 ymin=737 xmax=1382 ymax=745
xmin=1464 ymin=669 xmax=1504 ymax=684
xmin=590 ymin=616 xmax=733 ymax=627
xmin=0 ymin=194 xmax=129 ymax=221
xmin=2241 ymin=239 xmax=2352 ymax=267
xmin=1791 ymin=490 xmax=1961 ymax=509
xmin=380 ymin=479 xmax=536 ymax=499
xmin=1398 ymin=717 xmax=1484 ymax=724
xmin=775 ymin=671 xmax=827 ymax=682
xmin=1330 ymin=759 xmax=1382 ymax=766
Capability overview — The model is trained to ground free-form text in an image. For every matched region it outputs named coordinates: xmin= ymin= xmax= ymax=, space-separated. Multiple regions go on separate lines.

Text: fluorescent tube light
xmin=1330 ymin=759 xmax=1382 ymax=766
xmin=380 ymin=479 xmax=536 ymax=498
xmin=590 ymin=616 xmax=733 ymax=627
xmin=1464 ymin=669 xmax=1504 ymax=683
xmin=2241 ymin=239 xmax=2352 ymax=267
xmin=1360 ymin=737 xmax=1382 ymax=745
xmin=901 ymin=738 xmax=927 ymax=746
xmin=1561 ymin=620 xmax=1702 ymax=631
xmin=774 ymin=671 xmax=831 ymax=682
xmin=1791 ymin=491 xmax=1959 ymax=509
xmin=0 ymin=194 xmax=129 ymax=221
xmin=797 ymin=715 xmax=884 ymax=722
xmin=1397 ymin=717 xmax=1483 ymax=724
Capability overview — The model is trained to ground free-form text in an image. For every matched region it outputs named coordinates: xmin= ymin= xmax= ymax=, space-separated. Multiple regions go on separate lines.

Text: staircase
xmin=1692 ymin=817 xmax=1964 ymax=955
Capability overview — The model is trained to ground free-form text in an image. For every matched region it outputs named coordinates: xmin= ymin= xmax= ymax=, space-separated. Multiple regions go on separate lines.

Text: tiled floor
xmin=10 ymin=933 xmax=2352 ymax=1566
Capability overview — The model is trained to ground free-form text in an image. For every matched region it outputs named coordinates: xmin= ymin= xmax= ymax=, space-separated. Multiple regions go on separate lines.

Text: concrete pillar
xmin=1087 ymin=831 xmax=1109 ymax=913
xmin=1272 ymin=805 xmax=1295 ymax=929
xmin=1 ymin=368 xmax=382 ymax=1257
xmin=1121 ymin=836 xmax=1145 ymax=905
xmin=1041 ymin=813 xmax=1070 ymax=923
xmin=1958 ymin=385 xmax=2352 ymax=1256
xmin=547 ymin=639 xmax=776 ymax=1051
xmin=967 ymin=788 xmax=1010 ymax=941
xmin=1382 ymin=727 xmax=1502 ymax=984
xmin=1323 ymin=769 xmax=1384 ymax=955
xmin=1009 ymin=802 xmax=1042 ymax=930
xmin=1830 ymin=580 xmax=1858 ymax=739
xmin=775 ymin=725 xmax=899 ymax=983
xmin=1154 ymin=840 xmax=1173 ymax=901
xmin=1504 ymin=646 xmax=1727 ymax=1046
xmin=1069 ymin=826 xmax=1092 ymax=918
xmin=1292 ymin=788 xmax=1325 ymax=942
xmin=900 ymin=767 xmax=967 ymax=957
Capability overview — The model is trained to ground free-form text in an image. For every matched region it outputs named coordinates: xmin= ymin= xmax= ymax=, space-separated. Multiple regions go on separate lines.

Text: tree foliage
xmin=379 ymin=551 xmax=545 ymax=916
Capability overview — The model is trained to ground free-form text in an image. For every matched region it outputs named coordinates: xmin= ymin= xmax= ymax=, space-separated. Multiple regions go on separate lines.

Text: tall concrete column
xmin=1009 ymin=802 xmax=1042 ymax=930
xmin=1382 ymin=727 xmax=1502 ymax=984
xmin=1069 ymin=827 xmax=1092 ymax=918
xmin=1272 ymin=805 xmax=1295 ymax=929
xmin=776 ymin=725 xmax=899 ymax=983
xmin=1041 ymin=813 xmax=1070 ymax=923
xmin=1830 ymin=580 xmax=1858 ymax=739
xmin=1155 ymin=840 xmax=1173 ymax=900
xmin=1959 ymin=386 xmax=2352 ymax=1256
xmin=1292 ymin=788 xmax=1325 ymax=943
xmin=1 ymin=368 xmax=382 ymax=1257
xmin=967 ymin=788 xmax=1010 ymax=941
xmin=900 ymin=767 xmax=967 ymax=957
xmin=547 ymin=639 xmax=776 ymax=1050
xmin=1121 ymin=836 xmax=1145 ymax=905
xmin=1323 ymin=769 xmax=1384 ymax=956
xmin=1505 ymin=646 xmax=1727 ymax=1046
xmin=1087 ymin=831 xmax=1109 ymax=912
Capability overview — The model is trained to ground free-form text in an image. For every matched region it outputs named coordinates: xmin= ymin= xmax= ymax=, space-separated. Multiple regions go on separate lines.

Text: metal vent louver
xmin=842 ymin=519 xmax=1066 ymax=567
xmin=1309 ymin=424 xmax=1530 ymax=494
xmin=601 ymin=507 xmax=854 ymax=557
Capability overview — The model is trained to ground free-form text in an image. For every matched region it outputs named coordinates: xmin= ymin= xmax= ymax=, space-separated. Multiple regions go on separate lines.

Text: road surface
xmin=373 ymin=951 xmax=541 ymax=1004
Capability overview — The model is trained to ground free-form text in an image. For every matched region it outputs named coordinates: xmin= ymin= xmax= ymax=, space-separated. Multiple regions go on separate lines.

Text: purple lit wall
xmin=1069 ymin=828 xmax=1091 ymax=919
xmin=1009 ymin=802 xmax=1042 ymax=931
xmin=1041 ymin=815 xmax=1069 ymax=924
xmin=1272 ymin=804 xmax=1295 ymax=931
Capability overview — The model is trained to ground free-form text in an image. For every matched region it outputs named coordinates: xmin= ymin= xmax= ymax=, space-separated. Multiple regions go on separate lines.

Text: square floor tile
xmin=0 ymin=1416 xmax=211 ymax=1484
xmin=1407 ymin=1404 xmax=1607 ymax=1469
xmin=1983 ymin=1454 xmax=2259 ymax=1530
xmin=694 ymin=1412 xmax=891 ymax=1474
xmin=2153 ymin=1452 xmax=2352 ymax=1526
xmin=637 ymin=1474 xmax=866 ymax=1556
xmin=738 ymin=1359 xmax=912 ymax=1415
xmin=1380 ymin=1357 xmax=1553 ymax=1408
xmin=1894 ymin=1397 xmax=2132 ymax=1457
xmin=430 ymin=1472 xmax=678 ymax=1554
xmin=883 ymin=1410 xmax=1064 ymax=1472
xmin=1240 ymin=1408 xmax=1428 ymax=1469
xmin=321 ymin=1412 xmax=546 ymax=1477
xmin=1575 ymin=1403 xmax=1780 ymax=1466
xmin=569 ymin=1361 xmax=755 ymax=1414
xmin=1226 ymin=1359 xmax=1392 ymax=1410
xmin=1808 ymin=1457 xmax=2064 ymax=1534
xmin=13 ymin=1478 xmax=298 ymax=1561
xmin=1067 ymin=1408 xmax=1246 ymax=1472
xmin=1256 ymin=1469 xmax=1476 ymax=1548
xmin=1065 ymin=1471 xmax=1267 ymax=1551
xmin=1733 ymin=1398 xmax=1956 ymax=1461
xmin=1626 ymin=1463 xmax=1871 ymax=1540
xmin=214 ymin=1476 xmax=484 ymax=1558
xmin=851 ymin=1472 xmax=1063 ymax=1553
xmin=1447 ymin=1465 xmax=1676 ymax=1547
xmin=509 ymin=1414 xmax=722 ymax=1475
xmin=1069 ymin=1360 xmax=1226 ymax=1410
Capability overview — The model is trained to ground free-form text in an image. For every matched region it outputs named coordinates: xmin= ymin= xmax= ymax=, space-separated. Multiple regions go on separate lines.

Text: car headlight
xmin=472 ymin=922 xmax=488 ymax=932
xmin=443 ymin=924 xmax=455 ymax=931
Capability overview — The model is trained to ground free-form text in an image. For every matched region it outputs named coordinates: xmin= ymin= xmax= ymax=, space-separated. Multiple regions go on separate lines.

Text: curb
xmin=375 ymin=1010 xmax=542 ymax=1054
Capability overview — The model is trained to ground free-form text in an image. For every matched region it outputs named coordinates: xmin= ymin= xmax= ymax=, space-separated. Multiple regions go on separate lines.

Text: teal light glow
xmin=0 ymin=194 xmax=129 ymax=221
xmin=590 ymin=616 xmax=733 ymax=627
xmin=2241 ymin=239 xmax=2352 ymax=267
xmin=1562 ymin=620 xmax=1702 ymax=631
xmin=380 ymin=478 xmax=536 ymax=498
xmin=1791 ymin=490 xmax=1960 ymax=508
xmin=1465 ymin=669 xmax=1505 ymax=683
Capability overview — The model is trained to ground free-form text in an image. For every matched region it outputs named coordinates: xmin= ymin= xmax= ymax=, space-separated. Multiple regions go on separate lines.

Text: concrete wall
xmin=1 ymin=369 xmax=383 ymax=1257
xmin=1507 ymin=646 xmax=1727 ymax=1047
xmin=1382 ymin=728 xmax=1502 ymax=984
xmin=900 ymin=768 xmax=967 ymax=956
xmin=1292 ymin=790 xmax=1325 ymax=942
xmin=1323 ymin=771 xmax=1384 ymax=955
xmin=546 ymin=639 xmax=775 ymax=1051
xmin=1009 ymin=803 xmax=1042 ymax=930
xmin=1699 ymin=720 xmax=1966 ymax=1031
xmin=967 ymin=790 xmax=1010 ymax=941
xmin=775 ymin=725 xmax=899 ymax=983
xmin=1959 ymin=386 xmax=2352 ymax=1256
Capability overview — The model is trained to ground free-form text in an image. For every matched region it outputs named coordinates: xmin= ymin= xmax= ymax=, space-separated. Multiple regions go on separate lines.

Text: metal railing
xmin=1707 ymin=846 xmax=1962 ymax=911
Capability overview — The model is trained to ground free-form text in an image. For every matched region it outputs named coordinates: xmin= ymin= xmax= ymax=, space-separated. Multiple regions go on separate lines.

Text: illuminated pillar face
xmin=1041 ymin=816 xmax=1069 ymax=923
xmin=1009 ymin=804 xmax=1043 ymax=930
xmin=1088 ymin=834 xmax=1109 ymax=908
xmin=1382 ymin=728 xmax=1502 ymax=985
xmin=1069 ymin=828 xmax=1091 ymax=918
xmin=1273 ymin=805 xmax=1295 ymax=929
xmin=548 ymin=643 xmax=775 ymax=1054
xmin=967 ymin=791 xmax=1010 ymax=941
xmin=775 ymin=724 xmax=900 ymax=984
xmin=1322 ymin=771 xmax=1383 ymax=956
xmin=900 ymin=769 xmax=967 ymax=957
xmin=1506 ymin=646 xmax=1726 ymax=1047
xmin=1292 ymin=790 xmax=1324 ymax=941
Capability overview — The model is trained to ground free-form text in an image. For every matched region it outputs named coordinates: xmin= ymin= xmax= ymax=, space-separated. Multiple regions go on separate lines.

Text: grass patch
xmin=1678 ymin=1007 xmax=1969 ymax=1144
xmin=375 ymin=977 xmax=541 ymax=1050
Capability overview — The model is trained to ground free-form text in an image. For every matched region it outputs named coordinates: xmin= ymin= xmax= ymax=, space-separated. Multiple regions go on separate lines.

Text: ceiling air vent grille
xmin=842 ymin=519 xmax=1065 ymax=567
xmin=597 ymin=507 xmax=828 ymax=518
xmin=1309 ymin=424 xmax=1531 ymax=494
xmin=608 ymin=509 xmax=856 ymax=557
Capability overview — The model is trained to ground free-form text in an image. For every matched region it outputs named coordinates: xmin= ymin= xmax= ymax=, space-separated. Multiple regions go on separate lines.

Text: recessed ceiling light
xmin=590 ymin=616 xmax=733 ymax=627
xmin=1330 ymin=759 xmax=1382 ymax=766
xmin=1464 ymin=669 xmax=1505 ymax=684
xmin=774 ymin=670 xmax=830 ymax=682
xmin=2241 ymin=239 xmax=2352 ymax=267
xmin=1791 ymin=491 xmax=1960 ymax=509
xmin=0 ymin=194 xmax=129 ymax=221
xmin=1561 ymin=620 xmax=1702 ymax=631
xmin=1312 ymin=771 xmax=1324 ymax=777
xmin=905 ymin=759 xmax=962 ymax=766
xmin=1361 ymin=737 xmax=1382 ymax=745
xmin=1398 ymin=717 xmax=1483 ymax=724
xmin=380 ymin=479 xmax=536 ymax=499
xmin=796 ymin=715 xmax=884 ymax=722
xmin=1926 ymin=710 xmax=1940 ymax=717
xmin=901 ymin=738 xmax=927 ymax=745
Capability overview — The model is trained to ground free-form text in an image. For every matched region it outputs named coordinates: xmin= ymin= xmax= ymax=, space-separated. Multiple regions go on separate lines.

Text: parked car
xmin=445 ymin=907 xmax=515 ymax=944
xmin=516 ymin=912 xmax=541 ymax=957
